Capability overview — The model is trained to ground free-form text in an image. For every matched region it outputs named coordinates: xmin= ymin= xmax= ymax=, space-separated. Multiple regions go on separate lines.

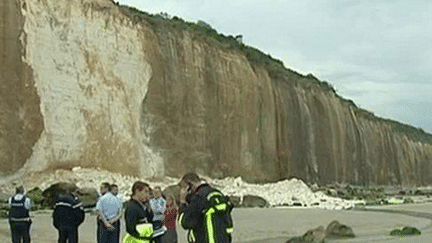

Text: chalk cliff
xmin=1 ymin=0 xmax=432 ymax=185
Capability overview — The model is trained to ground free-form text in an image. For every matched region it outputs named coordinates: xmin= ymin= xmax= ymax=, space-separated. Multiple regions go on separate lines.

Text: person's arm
xmin=125 ymin=204 xmax=142 ymax=238
xmin=25 ymin=197 xmax=32 ymax=210
xmin=96 ymin=198 xmax=114 ymax=229
xmin=6 ymin=197 xmax=11 ymax=209
xmin=109 ymin=209 xmax=122 ymax=223
xmin=73 ymin=198 xmax=85 ymax=226
xmin=178 ymin=192 xmax=206 ymax=229
xmin=124 ymin=204 xmax=153 ymax=240
xmin=98 ymin=211 xmax=115 ymax=229
xmin=109 ymin=199 xmax=123 ymax=224
xmin=25 ymin=197 xmax=32 ymax=223
xmin=52 ymin=199 xmax=60 ymax=229
xmin=161 ymin=198 xmax=166 ymax=214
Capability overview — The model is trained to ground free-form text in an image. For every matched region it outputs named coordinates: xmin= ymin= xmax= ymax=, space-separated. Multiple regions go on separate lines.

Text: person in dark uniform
xmin=52 ymin=186 xmax=85 ymax=243
xmin=8 ymin=185 xmax=32 ymax=243
xmin=178 ymin=172 xmax=234 ymax=243
xmin=124 ymin=181 xmax=166 ymax=243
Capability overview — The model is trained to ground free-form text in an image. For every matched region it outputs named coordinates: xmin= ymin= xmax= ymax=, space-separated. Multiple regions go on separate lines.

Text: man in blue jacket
xmin=97 ymin=182 xmax=111 ymax=243
xmin=52 ymin=186 xmax=85 ymax=243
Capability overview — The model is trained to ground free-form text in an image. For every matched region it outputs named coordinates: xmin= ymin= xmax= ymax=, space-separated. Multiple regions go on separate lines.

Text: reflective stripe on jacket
xmin=52 ymin=192 xmax=85 ymax=228
xmin=9 ymin=195 xmax=31 ymax=222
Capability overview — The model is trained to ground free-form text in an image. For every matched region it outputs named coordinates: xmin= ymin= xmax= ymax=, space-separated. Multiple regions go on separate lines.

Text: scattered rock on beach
xmin=403 ymin=198 xmax=414 ymax=204
xmin=390 ymin=226 xmax=421 ymax=236
xmin=42 ymin=182 xmax=77 ymax=207
xmin=326 ymin=220 xmax=355 ymax=238
xmin=76 ymin=187 xmax=99 ymax=208
xmin=242 ymin=195 xmax=269 ymax=208
xmin=286 ymin=226 xmax=326 ymax=243
xmin=414 ymin=188 xmax=432 ymax=196
xmin=286 ymin=220 xmax=354 ymax=243
xmin=228 ymin=196 xmax=241 ymax=207
xmin=26 ymin=187 xmax=44 ymax=205
xmin=0 ymin=210 xmax=8 ymax=219
xmin=0 ymin=192 xmax=10 ymax=204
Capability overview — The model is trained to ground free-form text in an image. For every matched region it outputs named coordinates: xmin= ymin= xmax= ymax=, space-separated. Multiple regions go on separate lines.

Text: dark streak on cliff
xmin=0 ymin=0 xmax=44 ymax=175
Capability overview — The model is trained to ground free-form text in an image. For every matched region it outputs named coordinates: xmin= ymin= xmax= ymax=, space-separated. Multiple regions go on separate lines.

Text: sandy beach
xmin=1 ymin=202 xmax=432 ymax=243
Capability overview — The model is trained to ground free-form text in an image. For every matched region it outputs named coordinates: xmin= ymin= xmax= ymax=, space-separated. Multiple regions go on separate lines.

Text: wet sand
xmin=232 ymin=204 xmax=432 ymax=243
xmin=1 ymin=203 xmax=432 ymax=242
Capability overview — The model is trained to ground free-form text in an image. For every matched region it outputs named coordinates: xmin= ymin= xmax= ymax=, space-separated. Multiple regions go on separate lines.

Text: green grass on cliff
xmin=119 ymin=5 xmax=289 ymax=76
xmin=119 ymin=4 xmax=432 ymax=144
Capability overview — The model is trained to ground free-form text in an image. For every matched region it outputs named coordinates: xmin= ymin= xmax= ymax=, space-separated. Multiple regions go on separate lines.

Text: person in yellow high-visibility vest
xmin=123 ymin=181 xmax=166 ymax=243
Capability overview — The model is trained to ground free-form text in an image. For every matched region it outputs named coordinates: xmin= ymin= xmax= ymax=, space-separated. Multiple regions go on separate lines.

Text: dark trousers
xmin=57 ymin=226 xmax=78 ymax=243
xmin=161 ymin=228 xmax=177 ymax=243
xmin=98 ymin=220 xmax=120 ymax=243
xmin=152 ymin=220 xmax=163 ymax=243
xmin=97 ymin=219 xmax=103 ymax=243
xmin=9 ymin=222 xmax=31 ymax=243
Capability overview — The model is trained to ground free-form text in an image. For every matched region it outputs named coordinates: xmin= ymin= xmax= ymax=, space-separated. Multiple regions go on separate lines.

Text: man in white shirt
xmin=96 ymin=184 xmax=123 ymax=243
xmin=8 ymin=186 xmax=32 ymax=243
xmin=97 ymin=182 xmax=110 ymax=243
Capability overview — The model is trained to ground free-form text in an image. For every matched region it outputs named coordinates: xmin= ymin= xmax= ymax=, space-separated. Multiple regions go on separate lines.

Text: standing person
xmin=52 ymin=186 xmax=85 ymax=243
xmin=149 ymin=186 xmax=166 ymax=243
xmin=96 ymin=184 xmax=123 ymax=243
xmin=8 ymin=185 xmax=32 ymax=243
xmin=161 ymin=195 xmax=178 ymax=243
xmin=178 ymin=172 xmax=234 ymax=243
xmin=97 ymin=182 xmax=111 ymax=243
xmin=123 ymin=182 xmax=166 ymax=243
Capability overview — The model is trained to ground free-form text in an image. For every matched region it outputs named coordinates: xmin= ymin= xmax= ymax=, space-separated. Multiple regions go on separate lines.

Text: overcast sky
xmin=119 ymin=0 xmax=432 ymax=134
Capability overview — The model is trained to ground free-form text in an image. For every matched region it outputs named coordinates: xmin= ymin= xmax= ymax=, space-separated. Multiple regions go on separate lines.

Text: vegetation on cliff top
xmin=119 ymin=4 xmax=432 ymax=143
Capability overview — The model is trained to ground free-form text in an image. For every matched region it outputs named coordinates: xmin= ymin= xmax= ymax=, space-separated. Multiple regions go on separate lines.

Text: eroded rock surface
xmin=1 ymin=0 xmax=432 ymax=186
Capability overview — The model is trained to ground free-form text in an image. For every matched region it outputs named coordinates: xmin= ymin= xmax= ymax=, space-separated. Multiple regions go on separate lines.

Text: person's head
xmin=152 ymin=186 xmax=162 ymax=199
xmin=131 ymin=181 xmax=151 ymax=203
xmin=16 ymin=186 xmax=24 ymax=194
xmin=165 ymin=195 xmax=177 ymax=208
xmin=110 ymin=184 xmax=119 ymax=196
xmin=100 ymin=182 xmax=110 ymax=195
xmin=66 ymin=184 xmax=78 ymax=194
xmin=179 ymin=172 xmax=201 ymax=192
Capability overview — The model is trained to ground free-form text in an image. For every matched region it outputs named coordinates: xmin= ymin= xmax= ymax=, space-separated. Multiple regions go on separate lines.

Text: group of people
xmin=98 ymin=181 xmax=178 ymax=243
xmin=7 ymin=172 xmax=233 ymax=243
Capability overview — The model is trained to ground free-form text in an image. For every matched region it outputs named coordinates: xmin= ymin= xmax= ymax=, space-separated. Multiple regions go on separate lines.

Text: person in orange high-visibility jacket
xmin=178 ymin=172 xmax=233 ymax=243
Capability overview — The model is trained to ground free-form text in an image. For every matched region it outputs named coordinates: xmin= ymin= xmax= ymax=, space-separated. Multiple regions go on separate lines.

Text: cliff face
xmin=1 ymin=0 xmax=432 ymax=185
